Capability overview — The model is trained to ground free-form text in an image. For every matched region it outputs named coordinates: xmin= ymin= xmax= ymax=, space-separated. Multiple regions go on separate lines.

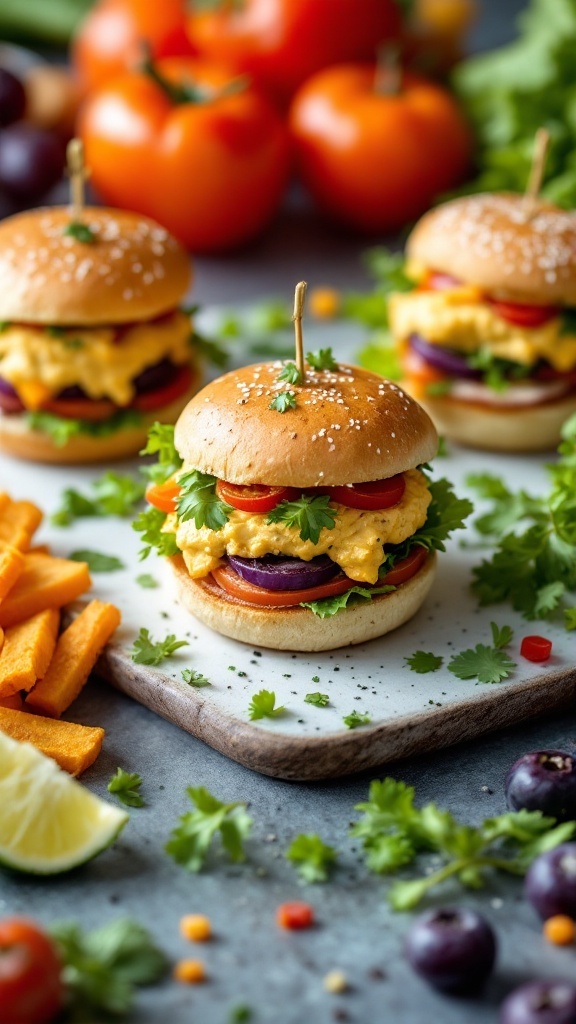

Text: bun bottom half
xmin=0 ymin=380 xmax=199 ymax=465
xmin=167 ymin=552 xmax=437 ymax=652
xmin=404 ymin=387 xmax=576 ymax=453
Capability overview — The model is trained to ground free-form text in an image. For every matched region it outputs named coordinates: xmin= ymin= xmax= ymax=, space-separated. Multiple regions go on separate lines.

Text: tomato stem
xmin=374 ymin=44 xmax=402 ymax=97
xmin=141 ymin=49 xmax=248 ymax=106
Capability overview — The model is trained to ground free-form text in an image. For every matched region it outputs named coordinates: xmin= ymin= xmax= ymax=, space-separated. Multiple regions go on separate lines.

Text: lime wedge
xmin=0 ymin=731 xmax=128 ymax=874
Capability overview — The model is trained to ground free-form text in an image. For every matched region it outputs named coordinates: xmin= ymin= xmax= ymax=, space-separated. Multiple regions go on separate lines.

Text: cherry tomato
xmin=488 ymin=299 xmax=559 ymax=328
xmin=520 ymin=635 xmax=553 ymax=663
xmin=73 ymin=0 xmax=194 ymax=93
xmin=215 ymin=481 xmax=299 ymax=514
xmin=380 ymin=545 xmax=428 ymax=586
xmin=133 ymin=364 xmax=196 ymax=412
xmin=188 ymin=0 xmax=401 ymax=108
xmin=0 ymin=917 xmax=64 ymax=1024
xmin=146 ymin=480 xmax=181 ymax=514
xmin=80 ymin=58 xmax=290 ymax=253
xmin=289 ymin=64 xmax=471 ymax=232
xmin=328 ymin=473 xmax=405 ymax=511
xmin=276 ymin=901 xmax=314 ymax=930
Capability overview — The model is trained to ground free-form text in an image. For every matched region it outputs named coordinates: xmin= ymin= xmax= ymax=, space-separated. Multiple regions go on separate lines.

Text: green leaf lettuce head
xmin=166 ymin=786 xmax=252 ymax=872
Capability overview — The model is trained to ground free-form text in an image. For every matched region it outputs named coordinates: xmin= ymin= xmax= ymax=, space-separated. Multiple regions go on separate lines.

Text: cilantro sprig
xmin=448 ymin=622 xmax=517 ymax=685
xmin=182 ymin=668 xmax=211 ymax=687
xmin=286 ymin=833 xmax=338 ymax=883
xmin=306 ymin=348 xmax=338 ymax=371
xmin=107 ymin=768 xmax=145 ymax=808
xmin=133 ymin=507 xmax=180 ymax=561
xmin=277 ymin=362 xmax=302 ymax=385
xmin=131 ymin=628 xmax=189 ymax=666
xmin=166 ymin=786 xmax=252 ymax=872
xmin=69 ymin=550 xmax=125 ymax=573
xmin=140 ymin=422 xmax=183 ymax=485
xmin=343 ymin=711 xmax=371 ymax=729
xmin=177 ymin=470 xmax=233 ymax=532
xmin=269 ymin=391 xmax=296 ymax=413
xmin=52 ymin=472 xmax=145 ymax=526
xmin=304 ymin=692 xmax=330 ymax=707
xmin=351 ymin=777 xmax=576 ymax=910
xmin=267 ymin=494 xmax=336 ymax=544
xmin=405 ymin=651 xmax=443 ymax=674
xmin=248 ymin=690 xmax=286 ymax=721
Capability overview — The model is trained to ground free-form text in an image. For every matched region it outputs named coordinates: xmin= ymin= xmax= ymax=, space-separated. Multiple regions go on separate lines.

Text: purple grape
xmin=500 ymin=981 xmax=576 ymax=1024
xmin=404 ymin=907 xmax=496 ymax=993
xmin=0 ymin=68 xmax=26 ymax=127
xmin=0 ymin=124 xmax=64 ymax=201
xmin=506 ymin=751 xmax=576 ymax=822
xmin=525 ymin=844 xmax=576 ymax=920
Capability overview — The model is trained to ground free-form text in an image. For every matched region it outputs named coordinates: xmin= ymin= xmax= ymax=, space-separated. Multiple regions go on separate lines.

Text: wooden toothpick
xmin=293 ymin=281 xmax=308 ymax=383
xmin=66 ymin=138 xmax=90 ymax=220
xmin=525 ymin=127 xmax=550 ymax=210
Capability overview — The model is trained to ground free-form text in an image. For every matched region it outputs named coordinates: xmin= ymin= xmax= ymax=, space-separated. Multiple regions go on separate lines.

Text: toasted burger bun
xmin=0 ymin=382 xmax=198 ymax=464
xmin=408 ymin=193 xmax=576 ymax=305
xmin=0 ymin=206 xmax=191 ymax=324
xmin=406 ymin=389 xmax=576 ymax=453
xmin=168 ymin=552 xmax=437 ymax=652
xmin=176 ymin=362 xmax=438 ymax=486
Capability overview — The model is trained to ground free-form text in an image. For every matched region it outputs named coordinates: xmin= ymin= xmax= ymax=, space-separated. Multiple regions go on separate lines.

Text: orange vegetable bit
xmin=0 ymin=499 xmax=43 ymax=552
xmin=309 ymin=287 xmax=341 ymax=320
xmin=0 ymin=554 xmax=91 ymax=629
xmin=0 ymin=706 xmax=105 ymax=775
xmin=28 ymin=544 xmax=52 ymax=556
xmin=0 ymin=692 xmax=24 ymax=712
xmin=26 ymin=600 xmax=121 ymax=719
xmin=0 ymin=544 xmax=25 ymax=604
xmin=543 ymin=915 xmax=576 ymax=946
xmin=0 ymin=608 xmax=59 ymax=697
xmin=276 ymin=902 xmax=314 ymax=930
xmin=173 ymin=959 xmax=206 ymax=984
xmin=180 ymin=915 xmax=212 ymax=943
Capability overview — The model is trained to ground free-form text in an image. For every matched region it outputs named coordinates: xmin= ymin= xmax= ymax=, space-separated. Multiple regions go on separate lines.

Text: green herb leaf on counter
xmin=350 ymin=777 xmax=576 ymax=910
xmin=304 ymin=692 xmax=330 ymax=707
xmin=28 ymin=408 xmax=142 ymax=447
xmin=277 ymin=362 xmax=302 ymax=385
xmin=107 ymin=768 xmax=145 ymax=808
xmin=52 ymin=472 xmax=146 ymax=526
xmin=448 ymin=623 xmax=516 ymax=685
xmin=177 ymin=470 xmax=233 ymax=532
xmin=63 ymin=221 xmax=96 ymax=244
xmin=131 ymin=628 xmax=189 ymax=666
xmin=69 ymin=550 xmax=125 ymax=573
xmin=136 ymin=574 xmax=158 ymax=589
xmin=343 ymin=711 xmax=372 ymax=729
xmin=286 ymin=833 xmax=338 ymax=883
xmin=229 ymin=1006 xmax=253 ymax=1024
xmin=140 ymin=422 xmax=183 ymax=485
xmin=405 ymin=651 xmax=443 ymax=674
xmin=306 ymin=348 xmax=338 ymax=371
xmin=182 ymin=668 xmax=211 ymax=687
xmin=248 ymin=690 xmax=286 ymax=721
xmin=269 ymin=391 xmax=296 ymax=413
xmin=166 ymin=786 xmax=253 ymax=872
xmin=302 ymin=583 xmax=395 ymax=619
xmin=51 ymin=918 xmax=167 ymax=1017
xmin=267 ymin=494 xmax=336 ymax=544
xmin=133 ymin=507 xmax=180 ymax=561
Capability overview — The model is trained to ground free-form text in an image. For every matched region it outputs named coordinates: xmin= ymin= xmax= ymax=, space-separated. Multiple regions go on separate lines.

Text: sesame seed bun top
xmin=175 ymin=361 xmax=438 ymax=487
xmin=0 ymin=206 xmax=191 ymax=324
xmin=407 ymin=192 xmax=576 ymax=305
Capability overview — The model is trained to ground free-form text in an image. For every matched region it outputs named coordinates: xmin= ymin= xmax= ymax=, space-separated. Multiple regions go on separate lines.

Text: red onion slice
xmin=227 ymin=554 xmax=339 ymax=591
xmin=409 ymin=334 xmax=481 ymax=379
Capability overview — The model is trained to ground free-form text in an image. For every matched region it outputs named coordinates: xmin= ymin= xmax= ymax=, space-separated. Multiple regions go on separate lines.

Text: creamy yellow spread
xmin=389 ymin=289 xmax=576 ymax=372
xmin=0 ymin=311 xmax=192 ymax=407
xmin=166 ymin=468 xmax=431 ymax=585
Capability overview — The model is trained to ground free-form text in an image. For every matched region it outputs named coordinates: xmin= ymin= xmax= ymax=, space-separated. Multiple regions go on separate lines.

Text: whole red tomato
xmin=80 ymin=58 xmax=290 ymax=253
xmin=289 ymin=63 xmax=472 ymax=232
xmin=73 ymin=0 xmax=194 ymax=93
xmin=0 ymin=918 xmax=64 ymax=1024
xmin=188 ymin=0 xmax=401 ymax=108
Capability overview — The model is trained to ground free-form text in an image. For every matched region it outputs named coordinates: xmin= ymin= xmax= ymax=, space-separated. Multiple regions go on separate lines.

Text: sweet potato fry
xmin=29 ymin=544 xmax=51 ymax=555
xmin=26 ymin=600 xmax=121 ymax=718
xmin=0 ymin=543 xmax=25 ymax=603
xmin=0 ymin=608 xmax=60 ymax=696
xmin=0 ymin=692 xmax=24 ymax=711
xmin=0 ymin=499 xmax=42 ymax=551
xmin=0 ymin=706 xmax=104 ymax=775
xmin=0 ymin=554 xmax=91 ymax=628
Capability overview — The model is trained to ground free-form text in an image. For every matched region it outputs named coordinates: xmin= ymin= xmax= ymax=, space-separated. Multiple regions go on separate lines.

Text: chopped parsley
xmin=133 ymin=507 xmax=180 ymax=560
xmin=285 ymin=833 xmax=338 ymax=882
xmin=269 ymin=391 xmax=296 ymax=413
xmin=136 ymin=574 xmax=158 ymax=589
xmin=166 ymin=786 xmax=252 ymax=872
xmin=63 ymin=221 xmax=96 ymax=244
xmin=131 ymin=628 xmax=189 ymax=666
xmin=107 ymin=768 xmax=145 ymax=808
xmin=248 ymin=690 xmax=286 ymax=720
xmin=405 ymin=651 xmax=444 ymax=674
xmin=182 ymin=668 xmax=211 ymax=687
xmin=277 ymin=362 xmax=302 ymax=385
xmin=304 ymin=692 xmax=330 ymax=707
xmin=448 ymin=622 xmax=516 ymax=684
xmin=69 ymin=549 xmax=125 ymax=573
xmin=266 ymin=494 xmax=336 ymax=544
xmin=343 ymin=711 xmax=372 ymax=729
xmin=306 ymin=347 xmax=338 ymax=371
xmin=177 ymin=470 xmax=233 ymax=532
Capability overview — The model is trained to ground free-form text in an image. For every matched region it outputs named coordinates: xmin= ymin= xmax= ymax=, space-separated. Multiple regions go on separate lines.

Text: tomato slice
xmin=42 ymin=395 xmax=117 ymax=421
xmin=329 ymin=474 xmax=405 ymax=511
xmin=146 ymin=480 xmax=181 ymax=513
xmin=133 ymin=364 xmax=194 ymax=412
xmin=488 ymin=299 xmax=559 ymax=328
xmin=210 ymin=546 xmax=428 ymax=607
xmin=215 ymin=481 xmax=299 ymax=514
